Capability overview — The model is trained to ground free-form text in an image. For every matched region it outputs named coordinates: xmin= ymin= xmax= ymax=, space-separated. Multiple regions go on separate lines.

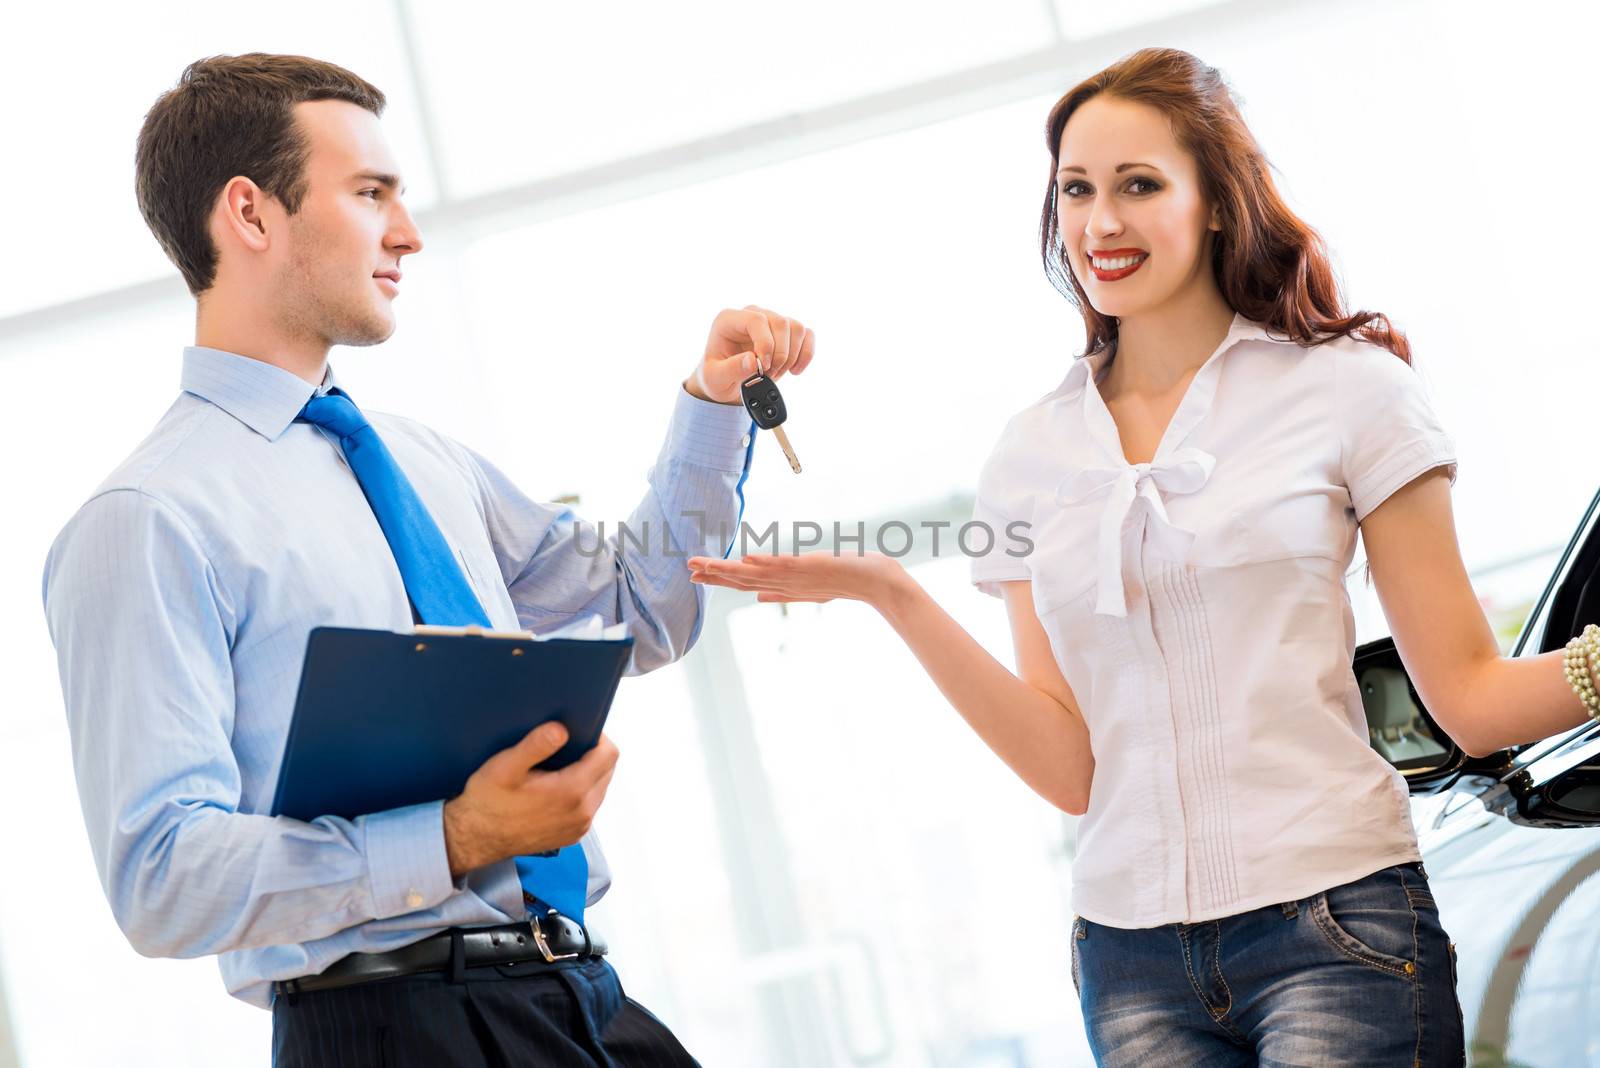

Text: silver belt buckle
xmin=529 ymin=910 xmax=580 ymax=963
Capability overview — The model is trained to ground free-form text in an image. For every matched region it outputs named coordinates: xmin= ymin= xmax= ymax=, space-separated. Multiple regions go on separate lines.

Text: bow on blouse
xmin=1054 ymin=446 xmax=1216 ymax=617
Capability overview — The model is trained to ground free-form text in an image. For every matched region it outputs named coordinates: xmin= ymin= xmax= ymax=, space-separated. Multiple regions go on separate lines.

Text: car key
xmin=739 ymin=370 xmax=802 ymax=473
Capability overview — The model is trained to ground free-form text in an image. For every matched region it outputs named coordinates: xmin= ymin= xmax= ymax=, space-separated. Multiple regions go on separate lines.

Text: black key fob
xmin=739 ymin=372 xmax=787 ymax=429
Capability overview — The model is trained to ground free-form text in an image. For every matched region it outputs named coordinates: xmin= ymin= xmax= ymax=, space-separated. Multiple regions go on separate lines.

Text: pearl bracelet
xmin=1562 ymin=623 xmax=1600 ymax=719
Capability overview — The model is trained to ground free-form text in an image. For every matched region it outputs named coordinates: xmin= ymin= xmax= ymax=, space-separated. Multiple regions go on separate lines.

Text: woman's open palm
xmin=687 ymin=551 xmax=904 ymax=606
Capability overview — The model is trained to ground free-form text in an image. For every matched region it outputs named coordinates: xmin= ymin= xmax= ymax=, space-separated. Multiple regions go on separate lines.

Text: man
xmin=41 ymin=53 xmax=814 ymax=1065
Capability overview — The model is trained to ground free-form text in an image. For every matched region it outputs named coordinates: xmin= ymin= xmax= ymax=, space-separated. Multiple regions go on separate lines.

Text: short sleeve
xmin=1336 ymin=344 xmax=1458 ymax=522
xmin=969 ymin=414 xmax=1035 ymax=598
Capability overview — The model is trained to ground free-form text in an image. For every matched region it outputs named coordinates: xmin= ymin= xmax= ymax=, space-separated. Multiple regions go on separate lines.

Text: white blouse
xmin=970 ymin=313 xmax=1457 ymax=929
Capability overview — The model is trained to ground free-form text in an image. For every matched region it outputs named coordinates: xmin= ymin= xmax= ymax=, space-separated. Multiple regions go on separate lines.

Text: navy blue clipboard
xmin=269 ymin=626 xmax=633 ymax=823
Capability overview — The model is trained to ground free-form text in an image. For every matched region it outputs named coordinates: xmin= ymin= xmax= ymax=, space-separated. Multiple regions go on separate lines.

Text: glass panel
xmin=406 ymin=0 xmax=1055 ymax=197
xmin=0 ymin=2 xmax=436 ymax=318
xmin=1191 ymin=0 xmax=1600 ymax=580
xmin=452 ymin=92 xmax=1069 ymax=528
xmin=721 ymin=555 xmax=1093 ymax=1063
xmin=576 ymin=663 xmax=776 ymax=1064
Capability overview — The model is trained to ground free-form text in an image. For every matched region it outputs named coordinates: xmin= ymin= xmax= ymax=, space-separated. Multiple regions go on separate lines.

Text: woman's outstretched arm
xmin=688 ymin=553 xmax=1094 ymax=813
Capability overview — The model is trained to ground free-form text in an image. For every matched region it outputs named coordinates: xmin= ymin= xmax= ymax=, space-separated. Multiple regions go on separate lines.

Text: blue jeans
xmin=1072 ymin=863 xmax=1465 ymax=1066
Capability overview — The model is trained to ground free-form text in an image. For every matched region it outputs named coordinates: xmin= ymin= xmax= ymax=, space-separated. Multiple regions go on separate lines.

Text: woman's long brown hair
xmin=1040 ymin=47 xmax=1410 ymax=364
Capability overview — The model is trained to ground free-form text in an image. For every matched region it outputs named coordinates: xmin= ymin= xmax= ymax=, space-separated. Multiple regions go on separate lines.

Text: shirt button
xmin=405 ymin=890 xmax=424 ymax=909
xmin=741 ymin=434 xmax=751 ymax=448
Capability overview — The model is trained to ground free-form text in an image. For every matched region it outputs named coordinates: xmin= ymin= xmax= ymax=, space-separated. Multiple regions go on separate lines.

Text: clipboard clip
xmin=413 ymin=624 xmax=536 ymax=641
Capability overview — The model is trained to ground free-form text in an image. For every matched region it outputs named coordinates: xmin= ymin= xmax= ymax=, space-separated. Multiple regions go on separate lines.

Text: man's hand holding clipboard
xmin=269 ymin=622 xmax=635 ymax=880
xmin=442 ymin=721 xmax=618 ymax=880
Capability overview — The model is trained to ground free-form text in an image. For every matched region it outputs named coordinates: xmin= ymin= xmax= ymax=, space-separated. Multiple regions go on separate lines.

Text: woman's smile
xmin=1089 ymin=247 xmax=1149 ymax=281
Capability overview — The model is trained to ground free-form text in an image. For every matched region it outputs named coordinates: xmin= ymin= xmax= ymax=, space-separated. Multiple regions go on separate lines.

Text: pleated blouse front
xmin=971 ymin=315 xmax=1457 ymax=928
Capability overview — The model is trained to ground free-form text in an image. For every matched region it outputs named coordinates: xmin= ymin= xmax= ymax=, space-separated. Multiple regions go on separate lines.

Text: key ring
xmin=741 ymin=353 xmax=766 ymax=388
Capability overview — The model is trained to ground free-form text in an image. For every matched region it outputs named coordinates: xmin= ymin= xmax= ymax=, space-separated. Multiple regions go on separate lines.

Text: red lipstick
xmin=1088 ymin=248 xmax=1149 ymax=282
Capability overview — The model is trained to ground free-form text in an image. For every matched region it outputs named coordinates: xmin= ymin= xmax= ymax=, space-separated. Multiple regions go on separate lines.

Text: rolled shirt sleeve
xmin=1336 ymin=345 xmax=1458 ymax=521
xmin=970 ymin=412 xmax=1038 ymax=598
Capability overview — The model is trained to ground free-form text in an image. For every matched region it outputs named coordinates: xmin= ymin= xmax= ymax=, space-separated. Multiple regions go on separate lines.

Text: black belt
xmin=275 ymin=913 xmax=607 ymax=998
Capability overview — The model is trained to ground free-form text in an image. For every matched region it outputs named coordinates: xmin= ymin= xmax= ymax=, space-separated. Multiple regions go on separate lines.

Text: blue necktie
xmin=298 ymin=389 xmax=589 ymax=922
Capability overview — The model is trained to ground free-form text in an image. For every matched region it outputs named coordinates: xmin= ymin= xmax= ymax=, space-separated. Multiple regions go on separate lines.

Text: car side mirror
xmin=1354 ymin=637 xmax=1467 ymax=792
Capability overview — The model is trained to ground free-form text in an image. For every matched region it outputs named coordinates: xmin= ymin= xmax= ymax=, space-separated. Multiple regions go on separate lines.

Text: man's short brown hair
xmin=135 ymin=53 xmax=386 ymax=296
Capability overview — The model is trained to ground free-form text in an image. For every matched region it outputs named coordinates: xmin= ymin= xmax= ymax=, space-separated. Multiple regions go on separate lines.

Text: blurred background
xmin=1 ymin=0 xmax=1596 ymax=1064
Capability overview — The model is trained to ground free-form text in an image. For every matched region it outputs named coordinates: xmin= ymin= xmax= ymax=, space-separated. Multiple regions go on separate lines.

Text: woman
xmin=689 ymin=48 xmax=1595 ymax=1065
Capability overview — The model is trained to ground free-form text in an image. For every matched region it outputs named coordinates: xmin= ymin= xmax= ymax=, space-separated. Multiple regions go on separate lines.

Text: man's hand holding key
xmin=684 ymin=305 xmax=813 ymax=473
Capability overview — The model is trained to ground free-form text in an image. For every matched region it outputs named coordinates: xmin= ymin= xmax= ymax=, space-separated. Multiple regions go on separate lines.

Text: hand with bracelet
xmin=1565 ymin=624 xmax=1600 ymax=718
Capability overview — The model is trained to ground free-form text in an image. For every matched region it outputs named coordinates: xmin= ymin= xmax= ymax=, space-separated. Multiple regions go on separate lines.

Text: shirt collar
xmin=180 ymin=346 xmax=341 ymax=442
xmin=1051 ymin=312 xmax=1296 ymax=400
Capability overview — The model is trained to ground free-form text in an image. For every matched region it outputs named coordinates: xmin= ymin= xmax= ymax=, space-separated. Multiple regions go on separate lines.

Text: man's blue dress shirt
xmin=40 ymin=346 xmax=756 ymax=1007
